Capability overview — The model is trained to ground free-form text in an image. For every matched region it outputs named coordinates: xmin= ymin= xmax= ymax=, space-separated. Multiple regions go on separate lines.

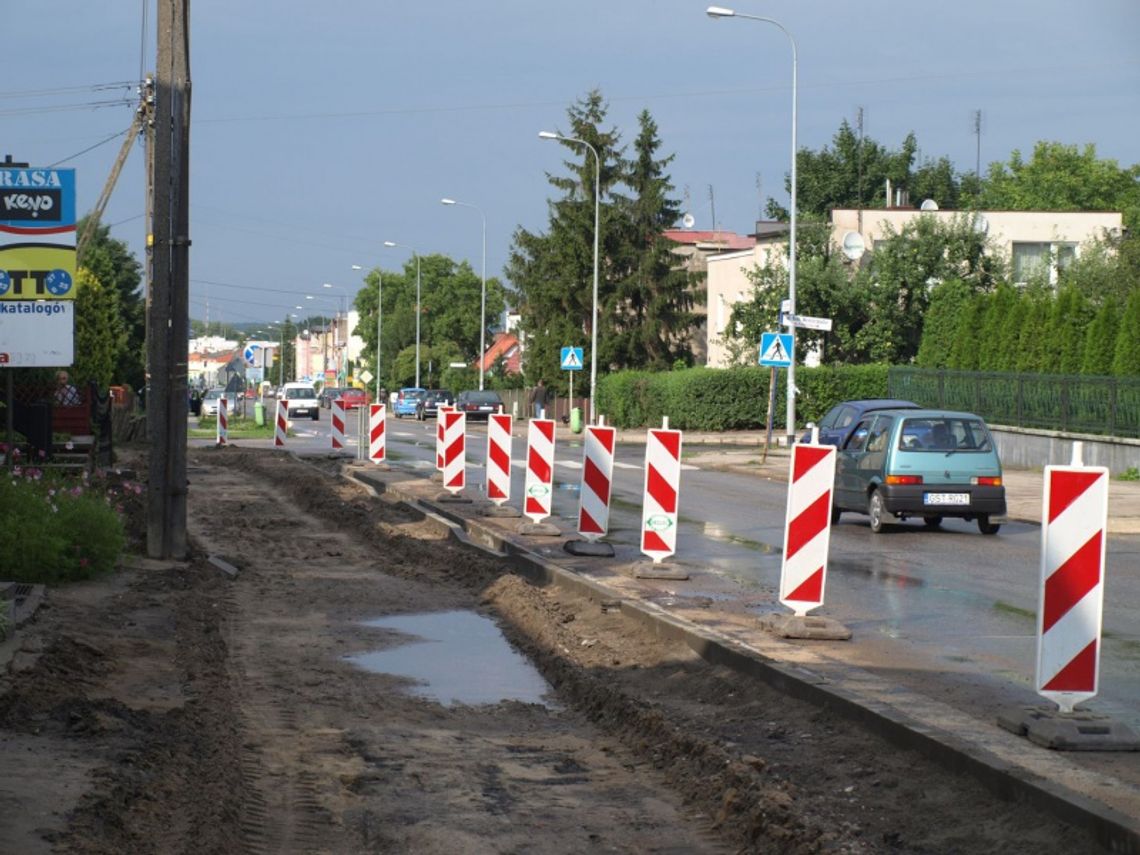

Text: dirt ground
xmin=0 ymin=446 xmax=1110 ymax=853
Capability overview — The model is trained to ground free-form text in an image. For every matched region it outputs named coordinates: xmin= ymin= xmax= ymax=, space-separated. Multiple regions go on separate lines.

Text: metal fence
xmin=888 ymin=368 xmax=1140 ymax=438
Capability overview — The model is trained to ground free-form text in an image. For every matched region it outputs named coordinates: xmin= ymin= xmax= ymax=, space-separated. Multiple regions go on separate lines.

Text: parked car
xmin=319 ymin=386 xmax=344 ymax=408
xmin=415 ymin=389 xmax=455 ymax=420
xmin=454 ymin=389 xmax=504 ymax=421
xmin=803 ymin=398 xmax=920 ymax=446
xmin=393 ymin=387 xmax=426 ymax=419
xmin=200 ymin=388 xmax=226 ymax=417
xmin=831 ymin=408 xmax=1006 ymax=535
xmin=339 ymin=387 xmax=369 ymax=410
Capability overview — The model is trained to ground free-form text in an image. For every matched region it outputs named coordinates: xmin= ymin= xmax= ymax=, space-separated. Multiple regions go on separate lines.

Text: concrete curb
xmin=348 ymin=464 xmax=1140 ymax=854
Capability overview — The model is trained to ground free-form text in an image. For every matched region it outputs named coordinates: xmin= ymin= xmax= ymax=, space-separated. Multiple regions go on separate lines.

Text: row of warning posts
xmin=253 ymin=397 xmax=1134 ymax=753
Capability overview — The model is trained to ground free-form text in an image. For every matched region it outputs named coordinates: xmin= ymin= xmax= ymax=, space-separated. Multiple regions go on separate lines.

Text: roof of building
xmin=663 ymin=229 xmax=757 ymax=251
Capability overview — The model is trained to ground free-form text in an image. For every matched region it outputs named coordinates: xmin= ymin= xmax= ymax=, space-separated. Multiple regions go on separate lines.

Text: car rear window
xmin=465 ymin=392 xmax=502 ymax=404
xmin=286 ymin=387 xmax=317 ymax=399
xmin=899 ymin=417 xmax=992 ymax=452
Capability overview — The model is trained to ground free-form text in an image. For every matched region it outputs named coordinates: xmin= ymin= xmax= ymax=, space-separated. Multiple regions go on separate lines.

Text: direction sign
xmin=758 ymin=332 xmax=793 ymax=367
xmin=560 ymin=346 xmax=584 ymax=371
xmin=782 ymin=313 xmax=833 ymax=332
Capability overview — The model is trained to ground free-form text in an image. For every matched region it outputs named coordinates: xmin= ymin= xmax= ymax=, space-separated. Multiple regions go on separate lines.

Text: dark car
xmin=454 ymin=389 xmax=504 ymax=421
xmin=803 ymin=398 xmax=920 ymax=447
xmin=319 ymin=387 xmax=344 ymax=409
xmin=415 ymin=389 xmax=455 ymax=420
xmin=339 ymin=387 xmax=369 ymax=410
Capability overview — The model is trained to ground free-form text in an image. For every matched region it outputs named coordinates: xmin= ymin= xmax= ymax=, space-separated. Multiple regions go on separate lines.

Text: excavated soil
xmin=0 ymin=446 xmax=1108 ymax=853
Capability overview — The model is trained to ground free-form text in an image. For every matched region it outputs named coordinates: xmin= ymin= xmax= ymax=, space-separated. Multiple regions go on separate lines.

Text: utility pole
xmin=973 ymin=109 xmax=983 ymax=179
xmin=147 ymin=0 xmax=192 ymax=558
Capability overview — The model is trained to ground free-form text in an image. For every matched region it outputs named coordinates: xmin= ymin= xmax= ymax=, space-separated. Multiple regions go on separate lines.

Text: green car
xmin=832 ymin=409 xmax=1006 ymax=535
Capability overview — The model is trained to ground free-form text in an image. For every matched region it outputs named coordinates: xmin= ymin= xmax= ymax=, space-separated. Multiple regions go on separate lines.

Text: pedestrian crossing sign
xmin=561 ymin=346 xmax=584 ymax=371
xmin=758 ymin=332 xmax=793 ymax=367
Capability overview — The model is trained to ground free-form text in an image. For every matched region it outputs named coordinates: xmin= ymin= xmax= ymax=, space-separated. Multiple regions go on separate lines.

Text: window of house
xmin=1012 ymin=242 xmax=1078 ymax=285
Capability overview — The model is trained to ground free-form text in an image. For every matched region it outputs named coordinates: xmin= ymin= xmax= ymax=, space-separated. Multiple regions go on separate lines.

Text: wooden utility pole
xmin=147 ymin=0 xmax=192 ymax=558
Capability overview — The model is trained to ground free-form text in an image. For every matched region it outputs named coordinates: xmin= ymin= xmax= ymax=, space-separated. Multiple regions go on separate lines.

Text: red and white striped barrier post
xmin=779 ymin=441 xmax=838 ymax=616
xmin=216 ymin=397 xmax=228 ymax=446
xmin=577 ymin=422 xmax=616 ymax=541
xmin=640 ymin=419 xmax=682 ymax=563
xmin=331 ymin=399 xmax=346 ymax=451
xmin=523 ymin=418 xmax=556 ymax=523
xmin=274 ymin=399 xmax=287 ymax=448
xmin=368 ymin=403 xmax=386 ymax=463
xmin=436 ymin=404 xmax=454 ymax=470
xmin=1036 ymin=448 xmax=1109 ymax=713
xmin=485 ymin=413 xmax=512 ymax=504
xmin=441 ymin=410 xmax=466 ymax=495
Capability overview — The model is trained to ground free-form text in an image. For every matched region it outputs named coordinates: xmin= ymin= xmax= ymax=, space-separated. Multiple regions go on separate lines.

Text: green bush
xmin=0 ymin=465 xmax=127 ymax=583
xmin=596 ymin=364 xmax=890 ymax=429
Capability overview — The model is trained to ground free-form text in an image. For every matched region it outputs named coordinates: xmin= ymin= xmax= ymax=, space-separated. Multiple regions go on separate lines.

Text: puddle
xmin=346 ymin=610 xmax=554 ymax=707
xmin=701 ymin=521 xmax=779 ymax=554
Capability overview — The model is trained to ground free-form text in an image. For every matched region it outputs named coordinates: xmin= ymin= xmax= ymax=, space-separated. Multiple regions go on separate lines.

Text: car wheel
xmin=923 ymin=515 xmax=943 ymax=529
xmin=868 ymin=489 xmax=888 ymax=533
xmin=978 ymin=516 xmax=1001 ymax=535
xmin=830 ymin=506 xmax=842 ymax=525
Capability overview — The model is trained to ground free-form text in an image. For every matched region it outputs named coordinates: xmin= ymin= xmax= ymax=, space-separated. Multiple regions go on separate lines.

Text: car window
xmin=844 ymin=419 xmax=873 ymax=452
xmin=865 ymin=416 xmax=894 ymax=453
xmin=819 ymin=405 xmax=850 ymax=430
xmin=286 ymin=387 xmax=317 ymax=399
xmin=899 ymin=417 xmax=992 ymax=452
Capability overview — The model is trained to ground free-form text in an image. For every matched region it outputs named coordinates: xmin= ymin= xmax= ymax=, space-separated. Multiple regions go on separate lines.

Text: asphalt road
xmin=220 ymin=413 xmax=1140 ymax=733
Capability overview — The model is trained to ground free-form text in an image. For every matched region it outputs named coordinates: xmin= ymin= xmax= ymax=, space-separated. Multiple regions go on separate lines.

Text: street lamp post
xmin=707 ymin=5 xmax=799 ymax=445
xmin=352 ymin=264 xmax=383 ymax=402
xmin=539 ymin=130 xmax=600 ymax=424
xmin=440 ymin=198 xmax=487 ymax=390
xmin=383 ymin=240 xmax=422 ymax=388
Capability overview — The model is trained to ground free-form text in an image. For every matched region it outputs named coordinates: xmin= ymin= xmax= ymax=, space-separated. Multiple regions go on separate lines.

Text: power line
xmin=0 ymin=81 xmax=136 ymax=100
xmin=45 ymin=127 xmax=133 ymax=168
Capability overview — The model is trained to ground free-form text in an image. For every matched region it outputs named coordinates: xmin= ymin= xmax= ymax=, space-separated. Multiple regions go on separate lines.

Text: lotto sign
xmin=441 ymin=411 xmax=466 ymax=494
xmin=640 ymin=427 xmax=682 ymax=562
xmin=1036 ymin=465 xmax=1109 ymax=712
xmin=1 ymin=168 xmax=77 ymax=303
xmin=577 ymin=425 xmax=616 ymax=541
xmin=485 ymin=414 xmax=513 ymax=504
xmin=523 ymin=419 xmax=556 ymax=522
xmin=368 ymin=404 xmax=386 ymax=462
xmin=779 ymin=443 xmax=838 ymax=616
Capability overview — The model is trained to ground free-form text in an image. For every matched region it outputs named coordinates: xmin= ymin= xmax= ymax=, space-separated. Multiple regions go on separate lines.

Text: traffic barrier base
xmin=564 ymin=539 xmax=615 ymax=557
xmin=759 ymin=613 xmax=852 ymax=641
xmin=996 ymin=706 xmax=1140 ymax=751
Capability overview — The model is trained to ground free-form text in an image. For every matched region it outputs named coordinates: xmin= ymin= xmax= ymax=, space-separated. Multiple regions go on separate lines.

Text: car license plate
xmin=294 ymin=407 xmax=309 ymax=415
xmin=924 ymin=492 xmax=969 ymax=505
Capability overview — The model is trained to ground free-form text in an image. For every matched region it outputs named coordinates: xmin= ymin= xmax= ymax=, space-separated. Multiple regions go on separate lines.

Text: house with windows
xmin=705 ymin=208 xmax=1124 ymax=369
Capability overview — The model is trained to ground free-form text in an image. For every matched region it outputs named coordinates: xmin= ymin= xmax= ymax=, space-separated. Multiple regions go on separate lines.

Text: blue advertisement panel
xmin=0 ymin=168 xmax=76 ymax=233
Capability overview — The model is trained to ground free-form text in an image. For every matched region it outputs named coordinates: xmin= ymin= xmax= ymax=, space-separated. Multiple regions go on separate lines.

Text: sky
xmin=5 ymin=0 xmax=1139 ymax=332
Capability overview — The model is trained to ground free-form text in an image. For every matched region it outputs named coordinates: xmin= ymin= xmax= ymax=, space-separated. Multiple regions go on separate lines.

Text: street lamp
xmin=440 ymin=197 xmax=487 ymax=390
xmin=384 ymin=240 xmax=423 ymax=388
xmin=707 ymin=5 xmax=799 ymax=445
xmin=352 ymin=264 xmax=383 ymax=402
xmin=539 ymin=129 xmax=600 ymax=423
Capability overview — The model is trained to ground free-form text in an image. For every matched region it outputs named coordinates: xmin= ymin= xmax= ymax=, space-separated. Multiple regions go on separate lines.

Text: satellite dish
xmin=972 ymin=213 xmax=989 ymax=235
xmin=841 ymin=231 xmax=866 ymax=261
xmin=681 ymin=212 xmax=695 ymax=229
xmin=920 ymin=198 xmax=939 ymax=211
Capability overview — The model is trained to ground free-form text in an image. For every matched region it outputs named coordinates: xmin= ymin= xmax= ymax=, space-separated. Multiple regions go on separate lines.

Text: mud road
xmin=0 ymin=447 xmax=1107 ymax=853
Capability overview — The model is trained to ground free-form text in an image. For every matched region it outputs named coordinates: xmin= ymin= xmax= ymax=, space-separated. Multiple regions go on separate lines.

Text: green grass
xmin=189 ymin=418 xmax=279 ymax=439
xmin=1117 ymin=467 xmax=1140 ymax=482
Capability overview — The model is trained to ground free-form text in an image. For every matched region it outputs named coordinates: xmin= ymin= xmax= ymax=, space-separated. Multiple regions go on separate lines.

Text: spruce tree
xmin=507 ymin=90 xmax=624 ymax=383
xmin=607 ymin=110 xmax=698 ymax=370
xmin=73 ymin=268 xmax=128 ymax=388
xmin=915 ymin=279 xmax=971 ymax=368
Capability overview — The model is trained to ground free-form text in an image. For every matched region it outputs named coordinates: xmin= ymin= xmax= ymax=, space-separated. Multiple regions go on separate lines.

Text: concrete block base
xmin=481 ymin=504 xmax=521 ymax=518
xmin=519 ymin=521 xmax=562 ymax=537
xmin=435 ymin=492 xmax=473 ymax=504
xmin=997 ymin=706 xmax=1140 ymax=751
xmin=760 ymin=613 xmax=852 ymax=641
xmin=564 ymin=539 xmax=616 ymax=558
xmin=633 ymin=562 xmax=690 ymax=580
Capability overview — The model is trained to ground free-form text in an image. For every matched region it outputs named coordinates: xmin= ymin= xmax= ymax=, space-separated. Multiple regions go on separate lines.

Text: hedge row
xmin=595 ymin=364 xmax=890 ymax=430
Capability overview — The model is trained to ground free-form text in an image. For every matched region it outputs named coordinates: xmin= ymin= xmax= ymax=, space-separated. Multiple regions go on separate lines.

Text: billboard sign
xmin=1 ymin=168 xmax=77 ymax=301
xmin=0 ymin=301 xmax=74 ymax=366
